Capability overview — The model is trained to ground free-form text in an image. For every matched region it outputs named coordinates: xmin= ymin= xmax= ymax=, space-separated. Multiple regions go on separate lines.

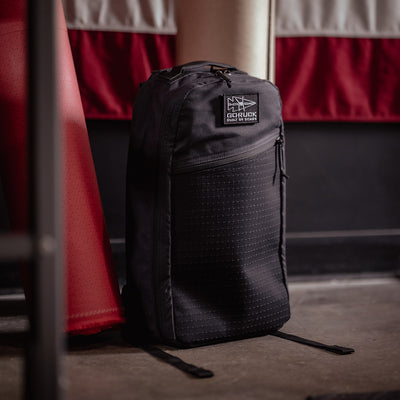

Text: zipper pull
xmin=215 ymin=69 xmax=232 ymax=88
xmin=273 ymin=136 xmax=289 ymax=184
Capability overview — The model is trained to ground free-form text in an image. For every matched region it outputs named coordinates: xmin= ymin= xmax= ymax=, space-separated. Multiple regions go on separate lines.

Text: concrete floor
xmin=1 ymin=275 xmax=399 ymax=400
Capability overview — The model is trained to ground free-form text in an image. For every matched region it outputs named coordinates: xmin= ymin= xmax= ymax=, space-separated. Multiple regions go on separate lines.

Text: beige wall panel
xmin=176 ymin=0 xmax=270 ymax=79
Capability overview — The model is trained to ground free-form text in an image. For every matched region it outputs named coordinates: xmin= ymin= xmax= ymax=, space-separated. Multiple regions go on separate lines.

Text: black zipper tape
xmin=172 ymin=133 xmax=280 ymax=175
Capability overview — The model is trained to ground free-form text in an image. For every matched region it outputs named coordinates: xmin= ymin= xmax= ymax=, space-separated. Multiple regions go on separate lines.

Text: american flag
xmin=64 ymin=0 xmax=400 ymax=122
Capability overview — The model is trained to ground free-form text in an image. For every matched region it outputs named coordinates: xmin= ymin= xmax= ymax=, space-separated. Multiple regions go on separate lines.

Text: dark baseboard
xmin=286 ymin=235 xmax=400 ymax=276
xmin=1 ymin=235 xmax=399 ymax=294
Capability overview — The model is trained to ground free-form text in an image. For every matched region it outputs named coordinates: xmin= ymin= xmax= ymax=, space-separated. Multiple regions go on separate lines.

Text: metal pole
xmin=26 ymin=0 xmax=64 ymax=399
xmin=267 ymin=0 xmax=276 ymax=83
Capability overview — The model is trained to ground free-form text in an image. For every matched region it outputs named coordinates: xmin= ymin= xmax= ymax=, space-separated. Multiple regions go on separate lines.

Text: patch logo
xmin=223 ymin=94 xmax=259 ymax=125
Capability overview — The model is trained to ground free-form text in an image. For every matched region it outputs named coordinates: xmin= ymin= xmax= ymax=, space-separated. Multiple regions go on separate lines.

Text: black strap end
xmin=186 ymin=365 xmax=214 ymax=379
xmin=327 ymin=345 xmax=355 ymax=355
xmin=140 ymin=345 xmax=214 ymax=379
xmin=272 ymin=331 xmax=355 ymax=356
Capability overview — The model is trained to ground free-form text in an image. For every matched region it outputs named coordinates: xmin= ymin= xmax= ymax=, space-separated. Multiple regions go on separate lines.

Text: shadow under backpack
xmin=122 ymin=61 xmax=354 ymax=378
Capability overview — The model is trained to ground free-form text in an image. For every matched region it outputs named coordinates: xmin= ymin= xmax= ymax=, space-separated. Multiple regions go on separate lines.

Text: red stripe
xmin=68 ymin=29 xmax=175 ymax=119
xmin=276 ymin=37 xmax=400 ymax=122
xmin=68 ymin=31 xmax=400 ymax=122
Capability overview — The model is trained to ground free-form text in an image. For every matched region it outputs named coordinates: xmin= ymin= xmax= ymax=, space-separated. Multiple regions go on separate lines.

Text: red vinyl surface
xmin=0 ymin=1 xmax=125 ymax=334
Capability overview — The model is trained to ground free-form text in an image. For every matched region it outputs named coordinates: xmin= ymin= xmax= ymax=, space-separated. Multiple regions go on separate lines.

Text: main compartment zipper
xmin=173 ymin=133 xmax=282 ymax=175
xmin=214 ymin=69 xmax=232 ymax=88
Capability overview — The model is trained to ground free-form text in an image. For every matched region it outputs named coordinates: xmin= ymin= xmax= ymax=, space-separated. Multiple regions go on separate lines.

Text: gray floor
xmin=1 ymin=275 xmax=399 ymax=400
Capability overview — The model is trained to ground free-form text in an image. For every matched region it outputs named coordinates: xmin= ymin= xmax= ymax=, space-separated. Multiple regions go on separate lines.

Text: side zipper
xmin=148 ymin=94 xmax=215 ymax=380
xmin=273 ymin=133 xmax=289 ymax=184
xmin=153 ymin=102 xmax=177 ymax=342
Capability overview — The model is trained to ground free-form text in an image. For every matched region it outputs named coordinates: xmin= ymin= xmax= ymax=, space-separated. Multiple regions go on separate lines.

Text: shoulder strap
xmin=271 ymin=331 xmax=355 ymax=355
xmin=127 ymin=332 xmax=352 ymax=379
xmin=121 ymin=321 xmax=214 ymax=379
xmin=140 ymin=345 xmax=214 ymax=378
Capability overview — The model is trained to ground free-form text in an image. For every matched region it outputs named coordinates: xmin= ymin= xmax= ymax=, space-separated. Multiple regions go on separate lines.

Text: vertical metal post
xmin=26 ymin=0 xmax=64 ymax=399
xmin=267 ymin=0 xmax=276 ymax=82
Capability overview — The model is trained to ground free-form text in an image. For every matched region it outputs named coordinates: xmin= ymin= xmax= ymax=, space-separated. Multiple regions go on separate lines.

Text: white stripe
xmin=276 ymin=0 xmax=400 ymax=38
xmin=63 ymin=0 xmax=400 ymax=37
xmin=289 ymin=277 xmax=398 ymax=291
xmin=110 ymin=238 xmax=125 ymax=245
xmin=286 ymin=229 xmax=400 ymax=239
xmin=62 ymin=0 xmax=177 ymax=34
xmin=0 ymin=293 xmax=25 ymax=301
xmin=110 ymin=228 xmax=400 ymax=245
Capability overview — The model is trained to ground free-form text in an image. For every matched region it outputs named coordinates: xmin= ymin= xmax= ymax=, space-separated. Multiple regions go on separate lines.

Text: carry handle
xmin=161 ymin=61 xmax=237 ymax=81
xmin=177 ymin=60 xmax=237 ymax=73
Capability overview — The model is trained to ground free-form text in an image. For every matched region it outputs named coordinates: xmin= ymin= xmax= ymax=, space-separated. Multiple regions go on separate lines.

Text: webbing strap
xmin=140 ymin=345 xmax=214 ymax=379
xmin=271 ymin=331 xmax=355 ymax=355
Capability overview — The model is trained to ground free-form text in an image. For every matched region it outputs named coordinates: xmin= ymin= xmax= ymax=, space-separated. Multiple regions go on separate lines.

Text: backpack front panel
xmin=171 ymin=144 xmax=290 ymax=345
xmin=167 ymin=77 xmax=290 ymax=346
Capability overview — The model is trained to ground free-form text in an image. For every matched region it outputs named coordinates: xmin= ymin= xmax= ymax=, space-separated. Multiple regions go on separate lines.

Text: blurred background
xmin=0 ymin=1 xmax=399 ymax=399
xmin=1 ymin=0 xmax=399 ymax=292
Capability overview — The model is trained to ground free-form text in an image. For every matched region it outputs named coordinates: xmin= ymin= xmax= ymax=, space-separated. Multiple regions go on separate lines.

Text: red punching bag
xmin=0 ymin=1 xmax=125 ymax=334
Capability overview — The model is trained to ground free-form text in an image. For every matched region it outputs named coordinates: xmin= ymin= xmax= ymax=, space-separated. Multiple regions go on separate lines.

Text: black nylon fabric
xmin=125 ymin=61 xmax=290 ymax=347
xmin=171 ymin=146 xmax=290 ymax=345
xmin=173 ymin=74 xmax=282 ymax=162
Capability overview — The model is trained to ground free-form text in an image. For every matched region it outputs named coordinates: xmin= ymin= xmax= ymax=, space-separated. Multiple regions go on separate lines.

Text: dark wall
xmin=86 ymin=121 xmax=400 ymax=234
xmin=285 ymin=123 xmax=400 ymax=232
xmin=284 ymin=122 xmax=400 ymax=276
xmin=1 ymin=121 xmax=399 ymax=291
xmin=86 ymin=120 xmax=400 ymax=279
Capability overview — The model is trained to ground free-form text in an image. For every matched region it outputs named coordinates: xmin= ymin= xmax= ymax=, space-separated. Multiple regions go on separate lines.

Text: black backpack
xmin=123 ymin=61 xmax=353 ymax=377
